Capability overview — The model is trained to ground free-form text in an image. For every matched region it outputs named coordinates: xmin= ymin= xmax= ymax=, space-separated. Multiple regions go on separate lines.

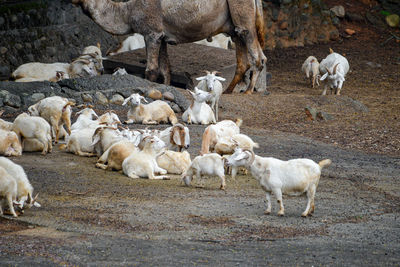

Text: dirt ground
xmin=1 ymin=6 xmax=400 ymax=266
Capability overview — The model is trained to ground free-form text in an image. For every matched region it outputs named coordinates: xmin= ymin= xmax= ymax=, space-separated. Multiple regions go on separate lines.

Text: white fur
xmin=181 ymin=153 xmax=226 ymax=190
xmin=301 ymin=56 xmax=320 ymax=88
xmin=108 ymin=34 xmax=146 ymax=55
xmin=200 ymin=119 xmax=242 ymax=155
xmin=319 ymin=51 xmax=350 ymax=95
xmin=0 ymin=156 xmax=41 ymax=212
xmin=196 ymin=71 xmax=225 ymax=121
xmin=0 ymin=165 xmax=18 ymax=217
xmin=28 ymin=96 xmax=74 ymax=143
xmin=156 ymin=150 xmax=191 ymax=174
xmin=194 ymin=34 xmax=233 ymax=49
xmin=182 ymin=87 xmax=216 ymax=125
xmin=122 ymin=93 xmax=178 ymax=125
xmin=0 ymin=129 xmax=22 ymax=156
xmin=226 ymin=147 xmax=332 ymax=216
xmin=158 ymin=124 xmax=190 ymax=151
xmin=122 ymin=136 xmax=168 ymax=179
xmin=12 ymin=113 xmax=52 ymax=155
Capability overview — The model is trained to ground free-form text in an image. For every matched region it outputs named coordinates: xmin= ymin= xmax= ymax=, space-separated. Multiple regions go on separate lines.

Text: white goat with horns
xmin=196 ymin=71 xmax=225 ymax=121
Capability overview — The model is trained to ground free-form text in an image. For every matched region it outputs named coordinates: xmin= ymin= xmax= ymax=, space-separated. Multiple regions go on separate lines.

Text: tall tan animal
xmin=72 ymin=0 xmax=266 ymax=94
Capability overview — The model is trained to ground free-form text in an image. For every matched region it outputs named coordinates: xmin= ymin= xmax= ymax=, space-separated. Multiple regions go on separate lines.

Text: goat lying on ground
xmin=122 ymin=136 xmax=168 ymax=179
xmin=123 ymin=93 xmax=178 ymax=125
xmin=182 ymin=87 xmax=216 ymax=125
xmin=0 ymin=129 xmax=22 ymax=157
xmin=200 ymin=119 xmax=242 ymax=155
xmin=96 ymin=141 xmax=138 ymax=171
xmin=182 ymin=153 xmax=226 ymax=190
xmin=226 ymin=147 xmax=332 ymax=217
xmin=158 ymin=124 xmax=190 ymax=152
xmin=156 ymin=150 xmax=191 ymax=175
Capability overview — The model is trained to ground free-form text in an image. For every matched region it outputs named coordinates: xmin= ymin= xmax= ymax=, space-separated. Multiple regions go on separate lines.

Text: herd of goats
xmin=0 ymin=35 xmax=352 ymax=220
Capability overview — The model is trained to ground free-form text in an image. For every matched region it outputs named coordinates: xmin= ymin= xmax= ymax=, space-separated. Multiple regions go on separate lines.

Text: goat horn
xmin=325 ymin=67 xmax=332 ymax=75
xmin=33 ymin=193 xmax=39 ymax=202
xmin=244 ymin=149 xmax=255 ymax=166
xmin=333 ymin=63 xmax=340 ymax=74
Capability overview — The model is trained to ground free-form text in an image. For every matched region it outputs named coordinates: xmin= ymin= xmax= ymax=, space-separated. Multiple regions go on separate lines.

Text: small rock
xmin=317 ymin=111 xmax=333 ymax=121
xmin=81 ymin=93 xmax=93 ymax=103
xmin=10 ymin=15 xmax=18 ymax=23
xmin=95 ymin=91 xmax=108 ymax=105
xmin=147 ymin=89 xmax=162 ymax=100
xmin=386 ymin=14 xmax=400 ymax=28
xmin=15 ymin=43 xmax=23 ymax=50
xmin=330 ymin=5 xmax=345 ymax=18
xmin=366 ymin=61 xmax=382 ymax=68
xmin=279 ymin=21 xmax=288 ymax=30
xmin=110 ymin=94 xmax=125 ymax=105
xmin=163 ymin=91 xmax=175 ymax=102
xmin=171 ymin=103 xmax=181 ymax=113
xmin=30 ymin=93 xmax=45 ymax=103
xmin=345 ymin=28 xmax=356 ymax=35
xmin=4 ymin=93 xmax=21 ymax=108
xmin=0 ymin=47 xmax=8 ymax=54
xmin=305 ymin=106 xmax=317 ymax=121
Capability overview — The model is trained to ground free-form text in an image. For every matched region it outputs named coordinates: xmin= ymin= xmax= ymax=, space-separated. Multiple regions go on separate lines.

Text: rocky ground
xmin=1 ymin=4 xmax=400 ymax=265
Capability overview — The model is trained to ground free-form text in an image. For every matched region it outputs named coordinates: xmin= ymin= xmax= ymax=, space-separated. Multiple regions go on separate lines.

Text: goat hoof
xmin=278 ymin=212 xmax=285 ymax=216
xmin=264 ymin=210 xmax=271 ymax=215
xmin=220 ymin=185 xmax=226 ymax=190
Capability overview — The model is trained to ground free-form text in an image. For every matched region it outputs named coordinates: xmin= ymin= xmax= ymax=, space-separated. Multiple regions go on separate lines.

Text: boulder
xmin=110 ymin=94 xmax=125 ymax=105
xmin=147 ymin=89 xmax=162 ymax=100
xmin=330 ymin=5 xmax=345 ymax=18
xmin=386 ymin=14 xmax=400 ymax=28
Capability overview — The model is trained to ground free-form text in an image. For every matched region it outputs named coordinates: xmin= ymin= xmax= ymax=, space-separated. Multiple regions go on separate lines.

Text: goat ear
xmin=122 ymin=96 xmax=131 ymax=106
xmin=215 ymin=76 xmax=226 ymax=82
xmin=320 ymin=72 xmax=328 ymax=81
xmin=234 ymin=151 xmax=249 ymax=161
xmin=140 ymin=96 xmax=148 ymax=103
xmin=33 ymin=202 xmax=41 ymax=208
xmin=196 ymin=76 xmax=206 ymax=81
xmin=172 ymin=128 xmax=182 ymax=146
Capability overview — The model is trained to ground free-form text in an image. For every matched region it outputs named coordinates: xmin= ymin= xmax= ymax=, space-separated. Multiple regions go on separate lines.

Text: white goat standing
xmin=182 ymin=87 xmax=216 ymax=125
xmin=301 ymin=56 xmax=320 ymax=88
xmin=319 ymin=49 xmax=350 ymax=95
xmin=196 ymin=71 xmax=225 ymax=121
xmin=0 ymin=166 xmax=18 ymax=217
xmin=226 ymin=147 xmax=332 ymax=217
xmin=0 ymin=156 xmax=40 ymax=212
xmin=181 ymin=153 xmax=226 ymax=190
xmin=122 ymin=93 xmax=178 ymax=125
xmin=28 ymin=96 xmax=74 ymax=143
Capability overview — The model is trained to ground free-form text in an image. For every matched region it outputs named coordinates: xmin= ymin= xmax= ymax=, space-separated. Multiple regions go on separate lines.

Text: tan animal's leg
xmin=264 ymin=192 xmax=272 ymax=214
xmin=302 ymin=184 xmax=316 ymax=217
xmin=7 ymin=194 xmax=17 ymax=217
xmin=50 ymin=117 xmax=60 ymax=144
xmin=224 ymin=37 xmax=249 ymax=94
xmin=37 ymin=136 xmax=49 ymax=155
xmin=159 ymin=40 xmax=171 ymax=85
xmin=219 ymin=174 xmax=226 ymax=190
xmin=273 ymin=189 xmax=284 ymax=216
xmin=144 ymin=33 xmax=163 ymax=82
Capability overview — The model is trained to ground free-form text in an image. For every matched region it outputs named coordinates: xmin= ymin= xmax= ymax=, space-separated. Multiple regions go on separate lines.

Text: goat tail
xmin=253 ymin=142 xmax=260 ymax=149
xmin=318 ymin=159 xmax=332 ymax=169
xmin=329 ymin=48 xmax=334 ymax=54
xmin=235 ymin=118 xmax=243 ymax=128
xmin=255 ymin=0 xmax=265 ymax=48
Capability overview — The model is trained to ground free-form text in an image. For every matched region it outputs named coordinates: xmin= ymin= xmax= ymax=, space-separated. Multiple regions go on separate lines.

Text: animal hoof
xmin=163 ymin=176 xmax=170 ymax=180
xmin=220 ymin=185 xmax=226 ymax=190
xmin=264 ymin=210 xmax=271 ymax=215
xmin=278 ymin=212 xmax=285 ymax=216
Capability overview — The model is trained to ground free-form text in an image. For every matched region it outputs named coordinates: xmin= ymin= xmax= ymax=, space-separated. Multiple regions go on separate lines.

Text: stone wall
xmin=262 ymin=0 xmax=339 ymax=49
xmin=0 ymin=0 xmax=338 ymax=79
xmin=0 ymin=0 xmax=119 ymax=79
